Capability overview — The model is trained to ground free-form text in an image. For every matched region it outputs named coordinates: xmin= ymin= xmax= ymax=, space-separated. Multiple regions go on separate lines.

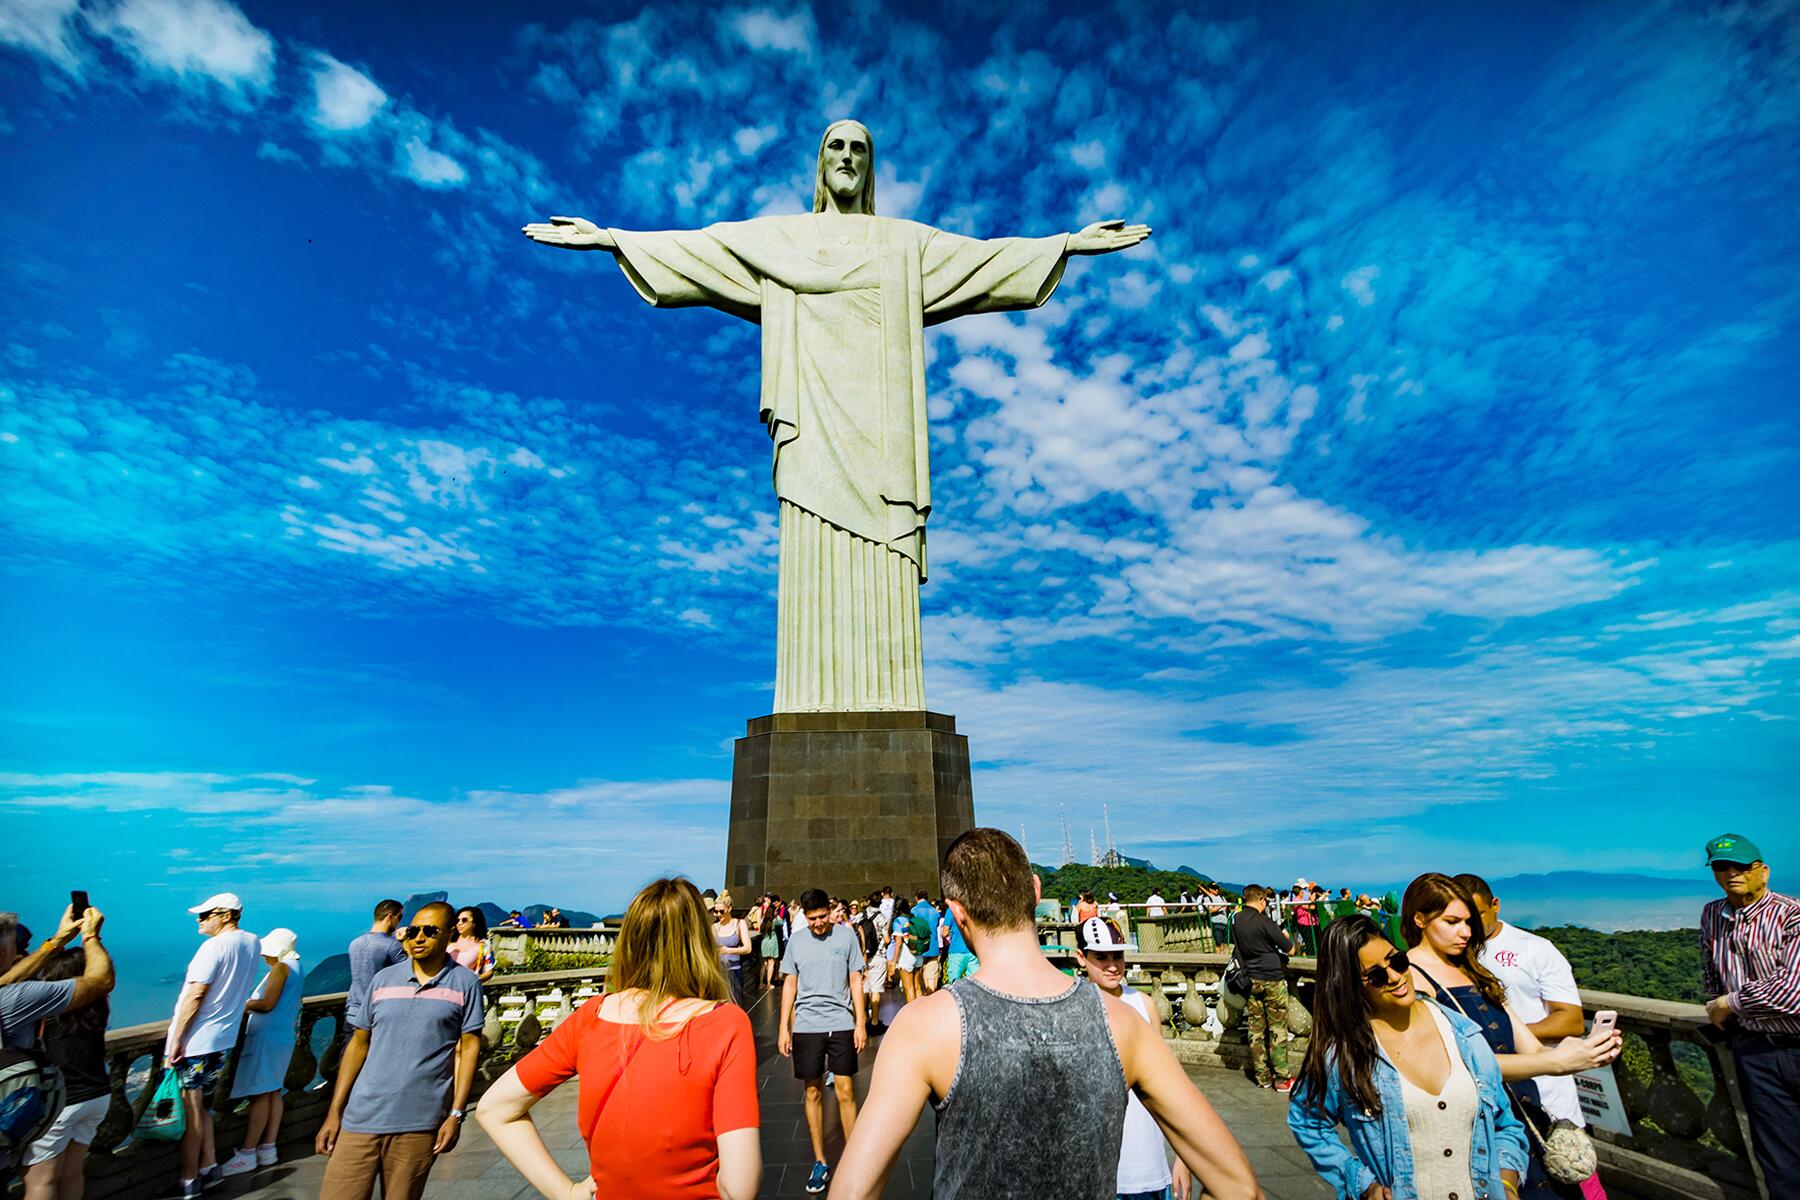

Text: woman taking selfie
xmin=1289 ymin=914 xmax=1528 ymax=1200
xmin=1400 ymin=874 xmax=1621 ymax=1199
xmin=478 ymin=878 xmax=761 ymax=1200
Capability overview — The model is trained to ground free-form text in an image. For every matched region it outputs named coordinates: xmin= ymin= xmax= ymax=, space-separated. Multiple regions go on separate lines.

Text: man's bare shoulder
xmin=888 ymin=987 xmax=960 ymax=1037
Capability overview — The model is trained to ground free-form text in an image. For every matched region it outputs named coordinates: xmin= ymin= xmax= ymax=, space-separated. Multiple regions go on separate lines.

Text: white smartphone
xmin=1590 ymin=1010 xmax=1618 ymax=1039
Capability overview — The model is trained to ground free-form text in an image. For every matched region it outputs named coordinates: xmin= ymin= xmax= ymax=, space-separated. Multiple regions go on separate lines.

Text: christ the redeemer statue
xmin=524 ymin=120 xmax=1149 ymax=713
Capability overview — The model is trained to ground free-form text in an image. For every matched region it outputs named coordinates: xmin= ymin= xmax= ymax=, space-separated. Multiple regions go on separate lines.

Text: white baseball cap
xmin=259 ymin=927 xmax=298 ymax=962
xmin=188 ymin=893 xmax=243 ymax=914
xmin=1077 ymin=916 xmax=1135 ymax=952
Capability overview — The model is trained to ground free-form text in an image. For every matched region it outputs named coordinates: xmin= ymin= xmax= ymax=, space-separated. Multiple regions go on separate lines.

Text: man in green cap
xmin=1698 ymin=832 xmax=1800 ymax=1195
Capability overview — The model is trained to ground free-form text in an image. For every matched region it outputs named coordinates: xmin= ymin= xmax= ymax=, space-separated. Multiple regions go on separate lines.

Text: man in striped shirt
xmin=1699 ymin=832 xmax=1800 ymax=1196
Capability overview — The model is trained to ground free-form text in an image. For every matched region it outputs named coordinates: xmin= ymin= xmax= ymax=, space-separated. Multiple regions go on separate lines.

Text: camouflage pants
xmin=1246 ymin=979 xmax=1290 ymax=1085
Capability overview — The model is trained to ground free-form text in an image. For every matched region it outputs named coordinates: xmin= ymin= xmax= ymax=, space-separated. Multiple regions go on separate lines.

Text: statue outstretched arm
xmin=1068 ymin=219 xmax=1152 ymax=255
xmin=521 ymin=215 xmax=617 ymax=252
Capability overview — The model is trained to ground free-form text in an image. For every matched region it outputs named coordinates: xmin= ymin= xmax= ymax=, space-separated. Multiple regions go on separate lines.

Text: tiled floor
xmin=228 ymin=980 xmax=1335 ymax=1199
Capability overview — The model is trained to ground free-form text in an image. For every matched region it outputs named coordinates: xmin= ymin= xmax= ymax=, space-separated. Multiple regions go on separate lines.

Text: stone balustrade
xmin=80 ymin=967 xmax=606 ymax=1200
xmin=487 ymin=923 xmax=621 ymax=970
xmin=72 ymin=940 xmax=1766 ymax=1200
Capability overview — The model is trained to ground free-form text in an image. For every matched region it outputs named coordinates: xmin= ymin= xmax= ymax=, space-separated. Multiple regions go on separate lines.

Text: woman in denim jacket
xmin=1288 ymin=916 xmax=1529 ymax=1200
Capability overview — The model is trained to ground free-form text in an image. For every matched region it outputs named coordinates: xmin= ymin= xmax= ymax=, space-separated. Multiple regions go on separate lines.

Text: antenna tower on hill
xmin=1090 ymin=828 xmax=1101 ymax=866
xmin=1059 ymin=804 xmax=1075 ymax=867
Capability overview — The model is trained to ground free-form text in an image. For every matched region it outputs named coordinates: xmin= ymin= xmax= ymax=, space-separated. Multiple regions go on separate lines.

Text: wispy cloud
xmin=88 ymin=0 xmax=274 ymax=99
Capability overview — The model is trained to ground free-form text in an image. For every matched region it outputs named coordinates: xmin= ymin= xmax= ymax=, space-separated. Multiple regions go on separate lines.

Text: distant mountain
xmin=1358 ymin=870 xmax=1718 ymax=933
xmin=483 ymin=902 xmax=604 ymax=927
xmin=1174 ymin=866 xmax=1215 ymax=882
xmin=1486 ymin=871 xmax=1710 ymax=896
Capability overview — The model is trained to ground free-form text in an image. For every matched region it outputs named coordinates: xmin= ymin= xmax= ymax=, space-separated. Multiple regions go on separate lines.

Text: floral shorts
xmin=174 ymin=1051 xmax=228 ymax=1098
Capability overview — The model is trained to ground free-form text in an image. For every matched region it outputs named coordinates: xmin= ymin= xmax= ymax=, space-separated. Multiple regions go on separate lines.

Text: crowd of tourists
xmin=2 ymin=824 xmax=1794 ymax=1200
xmin=1067 ymin=880 xmax=1403 ymax=956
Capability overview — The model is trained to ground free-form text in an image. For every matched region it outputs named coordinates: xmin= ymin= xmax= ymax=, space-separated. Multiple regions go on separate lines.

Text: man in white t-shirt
xmin=164 ymin=892 xmax=261 ymax=1200
xmin=1460 ymin=873 xmax=1608 ymax=1200
xmin=1144 ymin=891 xmax=1167 ymax=919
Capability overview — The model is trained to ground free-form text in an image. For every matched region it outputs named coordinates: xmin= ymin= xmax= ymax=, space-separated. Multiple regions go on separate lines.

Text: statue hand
xmin=1069 ymin=219 xmax=1152 ymax=255
xmin=521 ymin=215 xmax=616 ymax=251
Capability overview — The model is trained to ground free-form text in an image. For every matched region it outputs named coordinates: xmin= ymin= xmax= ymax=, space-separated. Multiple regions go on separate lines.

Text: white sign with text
xmin=1575 ymin=1066 xmax=1633 ymax=1137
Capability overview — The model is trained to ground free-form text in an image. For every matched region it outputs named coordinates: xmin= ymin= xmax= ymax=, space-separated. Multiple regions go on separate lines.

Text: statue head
xmin=813 ymin=119 xmax=875 ymax=214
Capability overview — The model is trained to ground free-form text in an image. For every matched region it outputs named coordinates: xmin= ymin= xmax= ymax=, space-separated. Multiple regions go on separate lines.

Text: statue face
xmin=822 ymin=124 xmax=870 ymax=202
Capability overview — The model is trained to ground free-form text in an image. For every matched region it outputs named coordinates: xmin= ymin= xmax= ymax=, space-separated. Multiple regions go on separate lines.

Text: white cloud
xmin=733 ymin=123 xmax=779 ymax=156
xmin=89 ymin=0 xmax=275 ymax=98
xmin=1341 ymin=264 xmax=1380 ymax=306
xmin=0 ymin=769 xmax=733 ymax=906
xmin=0 ymin=0 xmax=83 ymax=72
xmin=309 ymin=52 xmax=387 ymax=132
xmin=398 ymin=136 xmax=467 ymax=187
xmin=729 ymin=8 xmax=814 ymax=53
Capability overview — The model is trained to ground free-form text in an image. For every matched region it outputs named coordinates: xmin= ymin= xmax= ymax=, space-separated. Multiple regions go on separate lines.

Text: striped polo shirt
xmin=1701 ymin=889 xmax=1800 ymax=1036
xmin=342 ymin=958 xmax=485 ymax=1134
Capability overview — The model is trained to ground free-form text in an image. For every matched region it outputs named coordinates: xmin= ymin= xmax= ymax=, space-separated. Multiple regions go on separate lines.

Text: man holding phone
xmin=0 ymin=903 xmax=112 ymax=1045
xmin=1699 ymin=833 xmax=1800 ymax=1196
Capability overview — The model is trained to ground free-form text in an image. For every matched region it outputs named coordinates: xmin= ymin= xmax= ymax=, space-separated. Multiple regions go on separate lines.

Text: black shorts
xmin=792 ymin=1030 xmax=858 ymax=1081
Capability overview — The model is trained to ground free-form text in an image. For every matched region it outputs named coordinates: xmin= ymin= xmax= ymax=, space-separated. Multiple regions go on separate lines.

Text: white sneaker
xmin=220 ymin=1152 xmax=259 ymax=1178
xmin=255 ymin=1145 xmax=278 ymax=1168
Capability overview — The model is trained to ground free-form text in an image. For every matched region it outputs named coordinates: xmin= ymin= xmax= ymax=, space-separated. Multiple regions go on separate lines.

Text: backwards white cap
xmin=1077 ymin=916 xmax=1135 ymax=952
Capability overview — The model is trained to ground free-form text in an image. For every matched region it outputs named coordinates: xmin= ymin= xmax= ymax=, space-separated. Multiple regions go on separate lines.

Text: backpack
xmin=0 ymin=1046 xmax=66 ymax=1163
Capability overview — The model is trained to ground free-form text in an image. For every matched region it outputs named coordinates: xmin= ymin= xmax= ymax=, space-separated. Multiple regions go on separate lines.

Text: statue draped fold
xmin=608 ymin=213 xmax=1070 ymax=710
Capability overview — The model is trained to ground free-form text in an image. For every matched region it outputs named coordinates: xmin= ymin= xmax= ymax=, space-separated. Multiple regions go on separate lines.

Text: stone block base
xmin=725 ymin=710 xmax=974 ymax=902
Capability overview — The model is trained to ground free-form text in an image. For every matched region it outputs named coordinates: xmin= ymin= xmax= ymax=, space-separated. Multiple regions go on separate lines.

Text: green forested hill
xmin=1032 ymin=863 xmax=1227 ymax=905
xmin=1532 ymin=925 xmax=1704 ymax=1004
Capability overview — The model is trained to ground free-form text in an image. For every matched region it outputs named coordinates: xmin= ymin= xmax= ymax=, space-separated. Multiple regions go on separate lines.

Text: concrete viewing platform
xmin=205 ymin=983 xmax=1333 ymax=1200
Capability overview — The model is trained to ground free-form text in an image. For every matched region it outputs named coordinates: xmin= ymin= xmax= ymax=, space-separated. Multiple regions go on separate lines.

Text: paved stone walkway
xmin=220 ymin=982 xmax=1332 ymax=1199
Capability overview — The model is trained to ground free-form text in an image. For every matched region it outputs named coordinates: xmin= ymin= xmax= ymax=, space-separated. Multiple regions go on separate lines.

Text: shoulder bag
xmin=1417 ymin=967 xmax=1597 ymax=1185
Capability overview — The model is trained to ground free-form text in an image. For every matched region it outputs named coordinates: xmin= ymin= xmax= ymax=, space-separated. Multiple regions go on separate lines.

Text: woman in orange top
xmin=478 ymin=878 xmax=761 ymax=1200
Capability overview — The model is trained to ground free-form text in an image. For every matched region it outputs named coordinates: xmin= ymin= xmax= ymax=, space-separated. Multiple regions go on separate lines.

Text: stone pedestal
xmin=725 ymin=711 xmax=974 ymax=902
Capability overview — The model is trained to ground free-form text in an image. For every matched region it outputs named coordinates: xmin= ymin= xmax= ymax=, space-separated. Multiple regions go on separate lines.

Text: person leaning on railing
xmin=478 ymin=878 xmax=761 ymax=1200
xmin=1698 ymin=832 xmax=1800 ymax=1197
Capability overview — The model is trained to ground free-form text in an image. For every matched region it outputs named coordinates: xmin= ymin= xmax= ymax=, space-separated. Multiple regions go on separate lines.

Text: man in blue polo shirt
xmin=316 ymin=902 xmax=483 ymax=1200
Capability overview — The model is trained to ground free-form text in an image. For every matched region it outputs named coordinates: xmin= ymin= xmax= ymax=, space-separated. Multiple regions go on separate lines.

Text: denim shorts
xmin=174 ymin=1051 xmax=228 ymax=1098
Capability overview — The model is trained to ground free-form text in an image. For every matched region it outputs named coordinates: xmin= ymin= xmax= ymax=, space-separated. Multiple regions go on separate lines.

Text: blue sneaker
xmin=806 ymin=1161 xmax=829 ymax=1193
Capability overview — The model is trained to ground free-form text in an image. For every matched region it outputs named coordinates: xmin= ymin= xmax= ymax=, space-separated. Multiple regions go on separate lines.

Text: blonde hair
xmin=812 ymin=119 xmax=876 ymax=215
xmin=609 ymin=878 xmax=731 ymax=1039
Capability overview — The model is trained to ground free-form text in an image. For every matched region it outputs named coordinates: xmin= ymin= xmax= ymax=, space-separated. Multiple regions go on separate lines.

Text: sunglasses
xmin=195 ymin=910 xmax=225 ymax=921
xmin=1363 ymin=949 xmax=1411 ymax=988
xmin=401 ymin=924 xmax=443 ymax=941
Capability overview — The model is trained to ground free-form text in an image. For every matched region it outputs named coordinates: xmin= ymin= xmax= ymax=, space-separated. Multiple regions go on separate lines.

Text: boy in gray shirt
xmin=778 ymin=888 xmax=866 ymax=1194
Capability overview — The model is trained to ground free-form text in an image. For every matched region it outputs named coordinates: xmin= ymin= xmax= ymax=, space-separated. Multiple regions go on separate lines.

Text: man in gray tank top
xmin=826 ymin=828 xmax=1265 ymax=1200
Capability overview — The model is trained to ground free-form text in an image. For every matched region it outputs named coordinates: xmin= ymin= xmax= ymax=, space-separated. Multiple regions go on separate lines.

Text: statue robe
xmin=609 ymin=213 xmax=1070 ymax=711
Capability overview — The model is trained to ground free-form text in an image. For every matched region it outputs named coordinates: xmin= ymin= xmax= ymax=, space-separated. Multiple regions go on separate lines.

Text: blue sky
xmin=3 ymin=0 xmax=1797 ymax=945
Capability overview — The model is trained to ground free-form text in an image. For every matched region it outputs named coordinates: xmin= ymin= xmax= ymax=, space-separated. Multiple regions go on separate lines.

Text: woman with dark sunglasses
xmin=1288 ymin=915 xmax=1528 ymax=1200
